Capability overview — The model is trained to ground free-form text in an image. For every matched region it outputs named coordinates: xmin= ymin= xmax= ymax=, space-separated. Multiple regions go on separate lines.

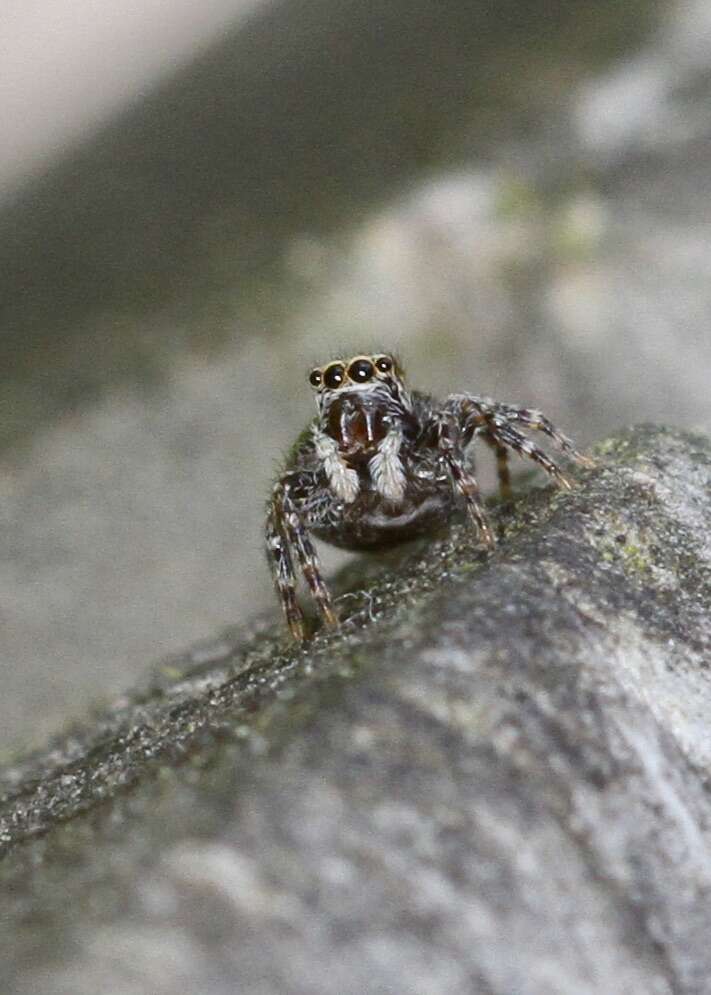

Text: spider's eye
xmin=309 ymin=369 xmax=323 ymax=388
xmin=324 ymin=363 xmax=346 ymax=389
xmin=348 ymin=358 xmax=374 ymax=383
xmin=374 ymin=355 xmax=393 ymax=374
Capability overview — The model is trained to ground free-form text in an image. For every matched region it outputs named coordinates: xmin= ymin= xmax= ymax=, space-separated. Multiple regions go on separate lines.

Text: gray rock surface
xmin=1 ymin=424 xmax=710 ymax=995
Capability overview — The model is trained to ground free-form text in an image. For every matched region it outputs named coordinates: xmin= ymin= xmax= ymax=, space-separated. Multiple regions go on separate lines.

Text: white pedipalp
xmin=314 ymin=429 xmax=360 ymax=503
xmin=369 ymin=427 xmax=407 ymax=503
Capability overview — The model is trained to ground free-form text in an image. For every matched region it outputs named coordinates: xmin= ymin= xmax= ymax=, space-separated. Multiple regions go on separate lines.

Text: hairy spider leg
xmin=437 ymin=419 xmax=495 ymax=548
xmin=483 ymin=434 xmax=513 ymax=503
xmin=496 ymin=405 xmax=596 ymax=468
xmin=487 ymin=420 xmax=574 ymax=489
xmin=266 ymin=500 xmax=306 ymax=641
xmin=279 ymin=480 xmax=339 ymax=634
xmin=442 ymin=393 xmax=592 ymax=492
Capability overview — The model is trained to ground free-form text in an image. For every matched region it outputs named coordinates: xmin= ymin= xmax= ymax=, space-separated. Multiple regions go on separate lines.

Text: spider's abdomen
xmin=313 ymin=485 xmax=454 ymax=550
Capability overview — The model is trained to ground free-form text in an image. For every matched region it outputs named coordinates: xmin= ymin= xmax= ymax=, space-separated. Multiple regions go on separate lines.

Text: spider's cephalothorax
xmin=266 ymin=352 xmax=593 ymax=640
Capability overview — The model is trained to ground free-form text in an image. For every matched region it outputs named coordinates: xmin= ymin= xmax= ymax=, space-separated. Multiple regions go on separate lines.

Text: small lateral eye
xmin=374 ymin=355 xmax=393 ymax=373
xmin=309 ymin=369 xmax=323 ymax=388
xmin=348 ymin=358 xmax=374 ymax=383
xmin=324 ymin=363 xmax=346 ymax=389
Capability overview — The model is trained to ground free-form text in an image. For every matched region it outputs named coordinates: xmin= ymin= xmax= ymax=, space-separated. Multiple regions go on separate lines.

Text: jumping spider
xmin=266 ymin=353 xmax=592 ymax=640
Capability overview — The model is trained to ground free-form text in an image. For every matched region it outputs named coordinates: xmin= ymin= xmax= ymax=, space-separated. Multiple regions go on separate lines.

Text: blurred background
xmin=1 ymin=0 xmax=710 ymax=752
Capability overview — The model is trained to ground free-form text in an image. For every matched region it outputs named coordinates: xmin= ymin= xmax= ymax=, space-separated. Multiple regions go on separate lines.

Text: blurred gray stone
xmin=1 ymin=424 xmax=710 ymax=995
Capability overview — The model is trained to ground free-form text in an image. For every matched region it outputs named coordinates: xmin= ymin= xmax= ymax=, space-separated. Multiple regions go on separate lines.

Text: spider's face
xmin=308 ymin=354 xmax=408 ymax=457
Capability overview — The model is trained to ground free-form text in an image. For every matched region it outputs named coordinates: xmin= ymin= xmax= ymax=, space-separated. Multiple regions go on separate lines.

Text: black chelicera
xmin=266 ymin=353 xmax=592 ymax=640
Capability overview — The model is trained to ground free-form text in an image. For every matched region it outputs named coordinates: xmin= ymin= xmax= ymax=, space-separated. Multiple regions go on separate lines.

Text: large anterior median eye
xmin=324 ymin=363 xmax=346 ymax=389
xmin=348 ymin=358 xmax=374 ymax=383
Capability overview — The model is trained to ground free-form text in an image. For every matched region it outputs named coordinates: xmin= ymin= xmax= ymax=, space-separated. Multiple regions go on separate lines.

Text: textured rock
xmin=1 ymin=424 xmax=710 ymax=994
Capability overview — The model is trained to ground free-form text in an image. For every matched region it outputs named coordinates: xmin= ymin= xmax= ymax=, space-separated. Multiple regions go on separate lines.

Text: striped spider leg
xmin=266 ymin=471 xmax=339 ymax=642
xmin=436 ymin=393 xmax=594 ymax=542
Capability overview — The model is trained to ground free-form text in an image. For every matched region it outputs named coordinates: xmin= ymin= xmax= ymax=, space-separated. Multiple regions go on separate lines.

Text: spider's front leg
xmin=266 ymin=500 xmax=305 ymax=641
xmin=495 ymin=403 xmax=596 ymax=468
xmin=487 ymin=402 xmax=595 ymax=489
xmin=266 ymin=475 xmax=338 ymax=641
xmin=443 ymin=393 xmax=592 ymax=495
xmin=436 ymin=417 xmax=496 ymax=549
